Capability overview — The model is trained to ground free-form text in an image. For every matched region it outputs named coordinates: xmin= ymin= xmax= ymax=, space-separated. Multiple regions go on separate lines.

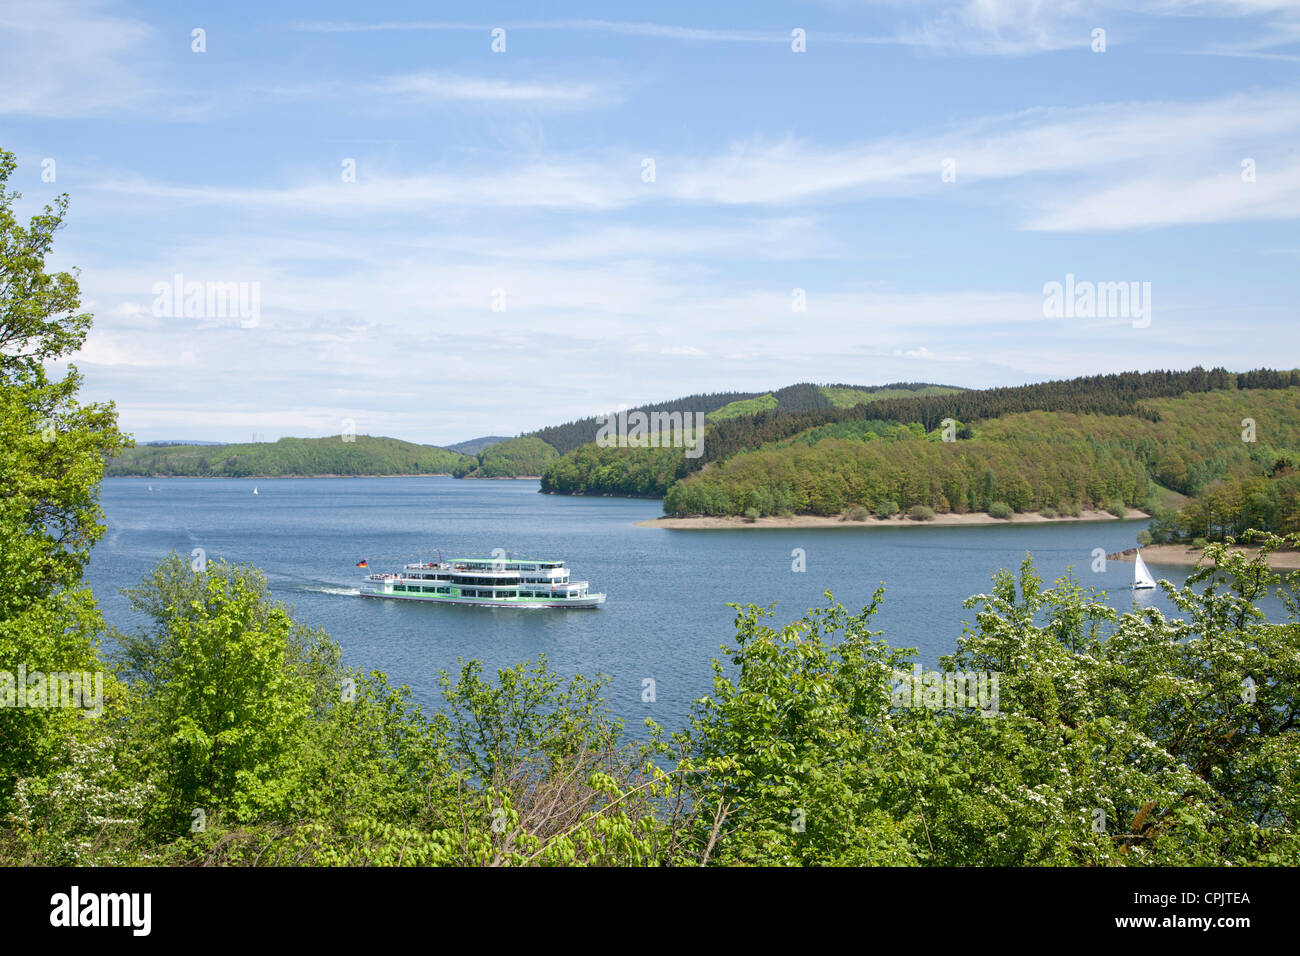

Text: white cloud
xmin=0 ymin=0 xmax=154 ymax=117
xmin=1027 ymin=161 xmax=1300 ymax=230
xmin=370 ymin=72 xmax=615 ymax=107
xmin=85 ymin=90 xmax=1300 ymax=230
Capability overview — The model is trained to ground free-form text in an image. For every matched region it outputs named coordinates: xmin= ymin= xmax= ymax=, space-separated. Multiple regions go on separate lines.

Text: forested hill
xmin=689 ymin=367 xmax=1299 ymax=472
xmin=103 ymin=382 xmax=961 ymax=479
xmin=541 ymin=368 xmax=1300 ymax=518
xmin=444 ymin=435 xmax=510 ymax=455
xmin=528 ymin=389 xmax=761 ymax=454
xmin=664 ymin=387 xmax=1300 ymax=519
xmin=106 ymin=435 xmax=471 ymax=477
xmin=527 ymin=382 xmax=961 ymax=454
xmin=453 ymin=436 xmax=558 ymax=478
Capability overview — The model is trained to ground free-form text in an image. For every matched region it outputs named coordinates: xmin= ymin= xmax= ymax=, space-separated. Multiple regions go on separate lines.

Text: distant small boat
xmin=147 ymin=484 xmax=153 ymax=492
xmin=1132 ymin=551 xmax=1156 ymax=590
xmin=252 ymin=487 xmax=259 ymax=495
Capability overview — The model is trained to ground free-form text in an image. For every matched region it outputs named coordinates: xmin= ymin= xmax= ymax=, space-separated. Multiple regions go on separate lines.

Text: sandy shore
xmin=638 ymin=509 xmax=1149 ymax=530
xmin=1108 ymin=544 xmax=1300 ymax=570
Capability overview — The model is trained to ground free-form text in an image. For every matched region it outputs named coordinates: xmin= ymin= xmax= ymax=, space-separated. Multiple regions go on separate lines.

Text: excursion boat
xmin=360 ymin=556 xmax=605 ymax=608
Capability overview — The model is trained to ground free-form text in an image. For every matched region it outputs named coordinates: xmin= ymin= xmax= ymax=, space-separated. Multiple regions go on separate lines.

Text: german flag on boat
xmin=355 ymin=560 xmax=368 ymax=568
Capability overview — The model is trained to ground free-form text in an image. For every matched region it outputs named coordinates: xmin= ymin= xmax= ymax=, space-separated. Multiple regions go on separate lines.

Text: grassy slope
xmin=820 ymin=385 xmax=964 ymax=407
xmin=706 ymin=384 xmax=964 ymax=422
xmin=706 ymin=394 xmax=779 ymax=421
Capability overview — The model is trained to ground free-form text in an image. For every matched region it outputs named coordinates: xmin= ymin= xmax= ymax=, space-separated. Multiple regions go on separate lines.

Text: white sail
xmin=1133 ymin=552 xmax=1157 ymax=589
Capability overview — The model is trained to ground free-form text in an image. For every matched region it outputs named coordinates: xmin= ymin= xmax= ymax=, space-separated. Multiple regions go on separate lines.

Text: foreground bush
xmin=5 ymin=534 xmax=1298 ymax=866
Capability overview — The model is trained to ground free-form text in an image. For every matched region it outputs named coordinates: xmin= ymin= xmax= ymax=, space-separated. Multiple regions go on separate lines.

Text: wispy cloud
xmin=0 ymin=0 xmax=154 ymax=117
xmin=1026 ymin=161 xmax=1300 ymax=230
xmin=85 ymin=90 xmax=1300 ymax=230
xmin=282 ymin=2 xmax=1299 ymax=57
xmin=370 ymin=72 xmax=616 ymax=107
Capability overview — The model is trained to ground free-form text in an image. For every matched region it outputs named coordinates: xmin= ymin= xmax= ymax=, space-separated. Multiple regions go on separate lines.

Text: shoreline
xmin=107 ymin=473 xmax=457 ymax=480
xmin=638 ymin=508 xmax=1149 ymax=530
xmin=1108 ymin=544 xmax=1300 ymax=571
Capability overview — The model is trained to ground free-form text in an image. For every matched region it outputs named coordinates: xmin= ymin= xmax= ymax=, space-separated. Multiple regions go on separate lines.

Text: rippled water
xmin=86 ymin=477 xmax=1270 ymax=736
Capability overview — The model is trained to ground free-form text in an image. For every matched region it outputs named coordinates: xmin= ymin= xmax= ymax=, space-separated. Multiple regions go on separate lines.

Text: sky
xmin=2 ymin=0 xmax=1298 ymax=445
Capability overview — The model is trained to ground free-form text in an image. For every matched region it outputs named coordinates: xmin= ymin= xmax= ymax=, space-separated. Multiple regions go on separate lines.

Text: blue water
xmin=85 ymin=477 xmax=1263 ymax=736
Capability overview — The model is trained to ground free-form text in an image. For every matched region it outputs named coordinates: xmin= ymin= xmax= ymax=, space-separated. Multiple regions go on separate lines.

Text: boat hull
xmin=360 ymin=588 xmax=605 ymax=608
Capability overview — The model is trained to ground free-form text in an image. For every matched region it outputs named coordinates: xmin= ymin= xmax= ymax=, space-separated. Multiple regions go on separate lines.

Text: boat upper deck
xmin=403 ymin=558 xmax=566 ymax=573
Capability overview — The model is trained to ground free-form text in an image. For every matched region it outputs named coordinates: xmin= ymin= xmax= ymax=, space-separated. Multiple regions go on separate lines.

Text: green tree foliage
xmin=6 ymin=539 xmax=1300 ymax=865
xmin=107 ymin=435 xmax=468 ymax=477
xmin=530 ymin=390 xmax=760 ymax=455
xmin=531 ymin=383 xmax=955 ymax=458
xmin=454 ymin=435 xmax=559 ymax=478
xmin=139 ymin=571 xmax=315 ymax=826
xmin=663 ymin=388 xmax=1300 ymax=518
xmin=689 ymin=367 xmax=1297 ymax=473
xmin=0 ymin=149 xmax=127 ymax=810
xmin=1165 ymin=469 xmax=1300 ymax=543
xmin=674 ymin=537 xmax=1300 ymax=865
xmin=540 ymin=443 xmax=688 ymax=497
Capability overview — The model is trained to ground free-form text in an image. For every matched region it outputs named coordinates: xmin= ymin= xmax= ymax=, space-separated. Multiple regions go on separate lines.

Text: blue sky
xmin=3 ymin=0 xmax=1298 ymax=445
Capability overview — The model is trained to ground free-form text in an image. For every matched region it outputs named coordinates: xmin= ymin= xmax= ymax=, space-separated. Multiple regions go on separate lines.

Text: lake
xmin=86 ymin=477 xmax=1251 ymax=737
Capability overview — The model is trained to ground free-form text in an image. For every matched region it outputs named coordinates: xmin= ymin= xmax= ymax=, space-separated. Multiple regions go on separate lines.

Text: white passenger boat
xmin=360 ymin=555 xmax=605 ymax=608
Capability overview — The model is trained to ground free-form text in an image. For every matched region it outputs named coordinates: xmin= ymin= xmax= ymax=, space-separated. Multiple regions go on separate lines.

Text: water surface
xmin=87 ymin=477 xmax=1265 ymax=735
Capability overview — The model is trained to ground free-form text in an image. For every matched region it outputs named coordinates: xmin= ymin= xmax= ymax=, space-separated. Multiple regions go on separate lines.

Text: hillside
xmin=707 ymin=383 xmax=965 ymax=421
xmin=453 ymin=436 xmax=559 ymax=478
xmin=529 ymin=389 xmax=763 ymax=455
xmin=444 ymin=436 xmax=509 ymax=455
xmin=106 ymin=435 xmax=471 ymax=478
xmin=539 ymin=381 xmax=967 ymax=495
xmin=685 ymin=368 xmax=1297 ymax=473
xmin=663 ymin=385 xmax=1300 ymax=519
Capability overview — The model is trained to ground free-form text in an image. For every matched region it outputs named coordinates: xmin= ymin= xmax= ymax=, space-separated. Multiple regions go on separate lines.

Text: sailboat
xmin=1132 ymin=551 xmax=1157 ymax=590
xmin=252 ymin=486 xmax=259 ymax=495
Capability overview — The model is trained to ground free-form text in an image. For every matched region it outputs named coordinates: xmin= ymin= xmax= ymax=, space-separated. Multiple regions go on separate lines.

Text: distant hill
xmin=664 ymin=381 xmax=1300 ymax=520
xmin=707 ymin=383 xmax=965 ymax=421
xmin=444 ymin=436 xmax=510 ymax=455
xmin=107 ymin=382 xmax=965 ymax=480
xmin=529 ymin=390 xmax=763 ymax=455
xmin=527 ymin=383 xmax=963 ymax=455
xmin=541 ymin=369 xmax=1300 ymax=504
xmin=539 ymin=382 xmax=967 ymax=496
xmin=106 ymin=435 xmax=471 ymax=477
xmin=453 ymin=436 xmax=559 ymax=478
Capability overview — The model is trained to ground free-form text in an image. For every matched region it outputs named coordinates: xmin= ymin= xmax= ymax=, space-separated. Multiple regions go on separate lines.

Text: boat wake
xmin=291 ymin=584 xmax=361 ymax=597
